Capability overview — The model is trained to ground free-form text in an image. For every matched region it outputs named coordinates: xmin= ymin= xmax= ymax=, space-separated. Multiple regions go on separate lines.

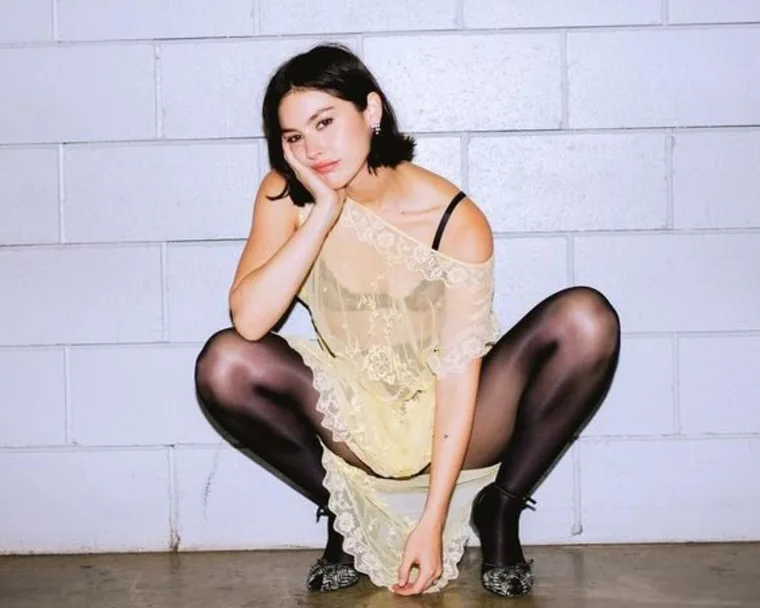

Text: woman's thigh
xmin=198 ymin=327 xmax=380 ymax=476
xmin=460 ymin=286 xmax=618 ymax=470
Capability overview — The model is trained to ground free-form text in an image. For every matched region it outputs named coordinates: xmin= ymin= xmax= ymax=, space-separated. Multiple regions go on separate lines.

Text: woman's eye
xmin=317 ymin=117 xmax=333 ymax=129
xmin=285 ymin=135 xmax=301 ymax=144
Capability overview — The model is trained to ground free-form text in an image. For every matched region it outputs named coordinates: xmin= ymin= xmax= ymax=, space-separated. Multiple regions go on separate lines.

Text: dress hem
xmin=281 ymin=332 xmax=499 ymax=592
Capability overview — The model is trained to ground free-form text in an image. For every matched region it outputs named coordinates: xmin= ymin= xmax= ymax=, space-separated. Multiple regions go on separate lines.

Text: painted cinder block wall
xmin=1 ymin=1 xmax=759 ymax=554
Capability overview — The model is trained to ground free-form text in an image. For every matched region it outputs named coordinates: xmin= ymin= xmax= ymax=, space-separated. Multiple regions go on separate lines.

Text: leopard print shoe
xmin=306 ymin=557 xmax=360 ymax=592
xmin=472 ymin=483 xmax=538 ymax=598
xmin=481 ymin=560 xmax=534 ymax=597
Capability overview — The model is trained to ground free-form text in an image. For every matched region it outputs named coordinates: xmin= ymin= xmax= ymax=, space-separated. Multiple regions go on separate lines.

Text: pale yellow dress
xmin=281 ymin=197 xmax=503 ymax=592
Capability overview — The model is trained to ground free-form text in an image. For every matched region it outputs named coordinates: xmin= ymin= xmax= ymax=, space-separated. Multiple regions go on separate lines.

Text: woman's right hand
xmin=283 ymin=141 xmax=346 ymax=223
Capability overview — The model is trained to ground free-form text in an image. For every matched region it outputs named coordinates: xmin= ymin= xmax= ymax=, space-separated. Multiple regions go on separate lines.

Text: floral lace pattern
xmin=428 ymin=310 xmax=503 ymax=376
xmin=321 ymin=441 xmax=499 ymax=592
xmin=283 ymin=197 xmax=503 ymax=591
xmin=293 ymin=337 xmax=432 ymax=479
xmin=342 ymin=199 xmax=494 ymax=291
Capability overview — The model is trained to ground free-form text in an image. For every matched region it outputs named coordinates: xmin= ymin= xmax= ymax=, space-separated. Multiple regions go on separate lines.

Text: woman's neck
xmin=345 ymin=164 xmax=406 ymax=209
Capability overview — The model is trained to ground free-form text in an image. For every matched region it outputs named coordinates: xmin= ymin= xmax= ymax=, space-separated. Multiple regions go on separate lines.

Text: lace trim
xmin=297 ymin=339 xmax=476 ymax=591
xmin=295 ymin=342 xmax=351 ymax=444
xmin=321 ymin=450 xmax=392 ymax=589
xmin=321 ymin=447 xmax=477 ymax=592
xmin=342 ymin=200 xmax=494 ymax=291
xmin=286 ymin=339 xmax=492 ymax=591
xmin=428 ymin=311 xmax=503 ymax=376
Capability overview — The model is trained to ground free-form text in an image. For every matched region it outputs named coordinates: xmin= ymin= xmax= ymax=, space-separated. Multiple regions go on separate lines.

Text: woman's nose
xmin=304 ymin=136 xmax=323 ymax=160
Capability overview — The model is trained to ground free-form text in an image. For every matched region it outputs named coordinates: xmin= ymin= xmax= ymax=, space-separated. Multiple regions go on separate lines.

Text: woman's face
xmin=278 ymin=88 xmax=379 ymax=189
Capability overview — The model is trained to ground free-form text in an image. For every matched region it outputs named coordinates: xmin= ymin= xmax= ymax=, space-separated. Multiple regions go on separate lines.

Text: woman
xmin=195 ymin=43 xmax=620 ymax=597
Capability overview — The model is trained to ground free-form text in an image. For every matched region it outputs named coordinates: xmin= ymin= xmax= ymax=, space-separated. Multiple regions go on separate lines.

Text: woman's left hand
xmin=391 ymin=517 xmax=443 ymax=595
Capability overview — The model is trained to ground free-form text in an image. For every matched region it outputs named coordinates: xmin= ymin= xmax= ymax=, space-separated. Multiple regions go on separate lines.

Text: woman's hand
xmin=391 ymin=517 xmax=443 ymax=596
xmin=282 ymin=141 xmax=345 ymax=223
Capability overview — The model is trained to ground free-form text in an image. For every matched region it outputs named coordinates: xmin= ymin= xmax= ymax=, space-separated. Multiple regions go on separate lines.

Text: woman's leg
xmin=194 ymin=328 xmax=371 ymax=569
xmin=462 ymin=286 xmax=621 ymax=591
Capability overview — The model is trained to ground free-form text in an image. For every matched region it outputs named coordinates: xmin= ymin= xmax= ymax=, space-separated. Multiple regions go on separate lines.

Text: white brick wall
xmin=0 ymin=45 xmax=157 ymax=144
xmin=567 ymin=29 xmax=760 ymax=129
xmin=1 ymin=2 xmax=758 ymax=555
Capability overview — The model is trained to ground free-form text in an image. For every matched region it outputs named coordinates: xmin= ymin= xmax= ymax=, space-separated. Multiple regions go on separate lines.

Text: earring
xmin=372 ymin=123 xmax=381 ymax=136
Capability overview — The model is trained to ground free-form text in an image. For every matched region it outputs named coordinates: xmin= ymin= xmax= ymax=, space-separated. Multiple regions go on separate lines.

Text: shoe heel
xmin=471 ymin=483 xmax=537 ymax=598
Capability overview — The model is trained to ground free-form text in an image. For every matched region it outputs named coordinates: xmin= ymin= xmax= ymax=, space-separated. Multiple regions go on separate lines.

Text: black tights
xmin=194 ymin=286 xmax=621 ymax=564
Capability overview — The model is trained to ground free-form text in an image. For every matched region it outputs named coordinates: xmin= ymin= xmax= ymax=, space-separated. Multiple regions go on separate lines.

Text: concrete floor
xmin=1 ymin=544 xmax=758 ymax=607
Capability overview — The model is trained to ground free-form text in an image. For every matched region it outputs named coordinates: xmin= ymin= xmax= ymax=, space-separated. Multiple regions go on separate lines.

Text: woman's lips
xmin=313 ymin=161 xmax=340 ymax=174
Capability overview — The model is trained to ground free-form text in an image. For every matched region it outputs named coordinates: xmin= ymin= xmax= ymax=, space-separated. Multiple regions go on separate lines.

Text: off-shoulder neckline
xmin=344 ymin=197 xmax=494 ymax=268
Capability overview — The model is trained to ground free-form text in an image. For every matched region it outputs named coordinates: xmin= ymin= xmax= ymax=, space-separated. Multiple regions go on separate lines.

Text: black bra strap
xmin=432 ymin=191 xmax=467 ymax=251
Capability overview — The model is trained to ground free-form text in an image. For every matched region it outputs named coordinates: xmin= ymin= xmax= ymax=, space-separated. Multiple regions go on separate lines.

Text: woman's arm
xmin=229 ymin=171 xmax=337 ymax=340
xmin=424 ymin=198 xmax=494 ymax=524
xmin=393 ymin=197 xmax=494 ymax=596
xmin=421 ymin=360 xmax=483 ymax=525
xmin=230 ymin=142 xmax=345 ymax=340
xmin=393 ymin=362 xmax=484 ymax=596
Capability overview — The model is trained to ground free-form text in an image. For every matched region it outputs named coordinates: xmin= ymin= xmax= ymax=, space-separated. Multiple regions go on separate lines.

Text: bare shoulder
xmin=441 ymin=195 xmax=494 ymax=264
xmin=256 ymin=169 xmax=300 ymax=227
xmin=405 ymin=163 xmax=494 ymax=264
xmin=259 ymin=169 xmax=290 ymax=203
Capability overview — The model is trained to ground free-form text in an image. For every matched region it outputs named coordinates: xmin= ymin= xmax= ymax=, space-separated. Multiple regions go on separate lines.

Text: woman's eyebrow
xmin=281 ymin=106 xmax=335 ymax=133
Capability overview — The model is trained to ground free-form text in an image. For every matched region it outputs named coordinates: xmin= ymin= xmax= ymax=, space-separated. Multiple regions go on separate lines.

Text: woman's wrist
xmin=419 ymin=507 xmax=446 ymax=531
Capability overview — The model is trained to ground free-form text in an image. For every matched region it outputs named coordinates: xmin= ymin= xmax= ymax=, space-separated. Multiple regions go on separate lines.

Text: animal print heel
xmin=472 ymin=483 xmax=537 ymax=597
xmin=306 ymin=506 xmax=360 ymax=592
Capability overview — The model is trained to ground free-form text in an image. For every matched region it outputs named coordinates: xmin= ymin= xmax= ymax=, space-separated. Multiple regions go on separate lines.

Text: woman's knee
xmin=194 ymin=327 xmax=264 ymax=411
xmin=552 ymin=286 xmax=620 ymax=359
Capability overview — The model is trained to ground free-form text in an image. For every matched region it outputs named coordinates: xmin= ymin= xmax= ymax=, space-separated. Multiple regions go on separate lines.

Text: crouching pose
xmin=195 ymin=44 xmax=620 ymax=597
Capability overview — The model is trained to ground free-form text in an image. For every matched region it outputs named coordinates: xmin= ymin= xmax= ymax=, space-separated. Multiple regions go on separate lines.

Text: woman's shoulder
xmin=404 ymin=163 xmax=494 ymax=265
xmin=256 ymin=169 xmax=303 ymax=225
xmin=260 ymin=169 xmax=290 ymax=200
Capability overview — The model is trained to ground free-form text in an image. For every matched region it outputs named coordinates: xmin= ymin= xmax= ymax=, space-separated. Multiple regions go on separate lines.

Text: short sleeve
xmin=427 ymin=258 xmax=502 ymax=377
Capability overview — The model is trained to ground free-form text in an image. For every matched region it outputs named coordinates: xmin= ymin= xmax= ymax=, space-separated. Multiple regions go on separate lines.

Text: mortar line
xmin=63 ymin=347 xmax=73 ymax=444
xmin=168 ymin=447 xmax=181 ymax=551
xmin=571 ymin=443 xmax=583 ymax=536
xmin=356 ymin=34 xmax=364 ymax=57
xmin=161 ymin=243 xmax=170 ymax=342
xmin=252 ymin=0 xmax=259 ymax=36
xmin=154 ymin=44 xmax=163 ymax=139
xmin=567 ymin=235 xmax=575 ymax=286
xmin=461 ymin=132 xmax=470 ymax=192
xmin=666 ymin=130 xmax=675 ymax=229
xmin=560 ymin=30 xmax=569 ymax=129
xmin=258 ymin=138 xmax=268 ymax=179
xmin=51 ymin=0 xmax=59 ymax=41
xmin=672 ymin=335 xmax=681 ymax=434
xmin=57 ymin=145 xmax=66 ymax=242
xmin=3 ymin=21 xmax=760 ymax=49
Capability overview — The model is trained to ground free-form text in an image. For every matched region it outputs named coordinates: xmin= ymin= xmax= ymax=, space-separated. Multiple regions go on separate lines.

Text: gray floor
xmin=1 ymin=543 xmax=758 ymax=607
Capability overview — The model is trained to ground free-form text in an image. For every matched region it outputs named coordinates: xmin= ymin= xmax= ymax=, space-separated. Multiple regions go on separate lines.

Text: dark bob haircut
xmin=262 ymin=43 xmax=416 ymax=206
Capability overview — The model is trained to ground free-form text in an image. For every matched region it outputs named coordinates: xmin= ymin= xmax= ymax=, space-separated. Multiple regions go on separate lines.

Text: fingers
xmin=282 ymin=141 xmax=302 ymax=173
xmin=415 ymin=567 xmax=442 ymax=595
xmin=282 ymin=141 xmax=336 ymax=202
xmin=283 ymin=141 xmax=312 ymax=181
xmin=396 ymin=552 xmax=413 ymax=588
xmin=393 ymin=567 xmax=441 ymax=596
xmin=393 ymin=557 xmax=442 ymax=596
xmin=407 ymin=571 xmax=430 ymax=596
xmin=390 ymin=552 xmax=415 ymax=595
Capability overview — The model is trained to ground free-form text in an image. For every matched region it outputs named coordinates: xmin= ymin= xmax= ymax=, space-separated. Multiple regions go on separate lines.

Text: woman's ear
xmin=365 ymin=92 xmax=383 ymax=127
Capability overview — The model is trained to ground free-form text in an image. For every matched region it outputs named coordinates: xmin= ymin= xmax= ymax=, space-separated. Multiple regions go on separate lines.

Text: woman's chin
xmin=324 ymin=172 xmax=350 ymax=190
xmin=330 ymin=164 xmax=365 ymax=191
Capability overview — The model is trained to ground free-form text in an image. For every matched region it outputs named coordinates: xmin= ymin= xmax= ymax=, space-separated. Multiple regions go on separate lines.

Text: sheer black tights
xmin=194 ymin=330 xmax=367 ymax=562
xmin=194 ymin=285 xmax=620 ymax=566
xmin=465 ymin=285 xmax=620 ymax=566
